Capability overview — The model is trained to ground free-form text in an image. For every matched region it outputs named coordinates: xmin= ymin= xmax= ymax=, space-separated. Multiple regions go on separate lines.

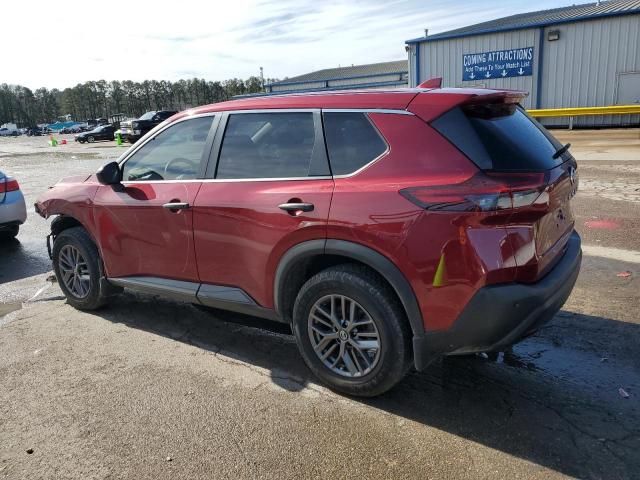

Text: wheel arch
xmin=49 ymin=215 xmax=100 ymax=258
xmin=274 ymin=239 xmax=424 ymax=338
xmin=50 ymin=215 xmax=84 ymax=236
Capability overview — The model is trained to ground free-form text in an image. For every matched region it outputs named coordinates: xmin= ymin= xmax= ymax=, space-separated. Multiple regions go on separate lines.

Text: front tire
xmin=292 ymin=264 xmax=412 ymax=397
xmin=52 ymin=227 xmax=110 ymax=310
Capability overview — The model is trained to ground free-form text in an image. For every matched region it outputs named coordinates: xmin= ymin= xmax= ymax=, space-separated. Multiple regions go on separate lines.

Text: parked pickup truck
xmin=119 ymin=110 xmax=177 ymax=144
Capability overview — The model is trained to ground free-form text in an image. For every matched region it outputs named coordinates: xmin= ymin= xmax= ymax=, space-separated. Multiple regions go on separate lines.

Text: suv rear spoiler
xmin=407 ymin=89 xmax=528 ymax=122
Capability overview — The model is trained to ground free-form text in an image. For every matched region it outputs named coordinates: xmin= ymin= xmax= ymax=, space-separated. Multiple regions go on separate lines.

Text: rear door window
xmin=216 ymin=112 xmax=317 ymax=179
xmin=323 ymin=112 xmax=387 ymax=175
xmin=432 ymin=104 xmax=566 ymax=172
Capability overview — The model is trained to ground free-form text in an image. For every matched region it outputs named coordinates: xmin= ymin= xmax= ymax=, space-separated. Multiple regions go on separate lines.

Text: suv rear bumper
xmin=413 ymin=230 xmax=582 ymax=370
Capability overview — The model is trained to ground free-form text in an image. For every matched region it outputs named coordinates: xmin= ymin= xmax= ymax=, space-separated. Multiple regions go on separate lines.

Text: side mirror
xmin=96 ymin=161 xmax=122 ymax=186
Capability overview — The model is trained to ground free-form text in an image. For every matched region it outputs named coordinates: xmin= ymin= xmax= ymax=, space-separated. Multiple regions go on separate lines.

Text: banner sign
xmin=462 ymin=47 xmax=534 ymax=81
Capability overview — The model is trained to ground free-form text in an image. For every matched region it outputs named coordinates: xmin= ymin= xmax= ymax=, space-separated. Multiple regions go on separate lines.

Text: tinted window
xmin=157 ymin=111 xmax=176 ymax=120
xmin=216 ymin=112 xmax=315 ymax=179
xmin=432 ymin=105 xmax=565 ymax=172
xmin=323 ymin=112 xmax=387 ymax=175
xmin=121 ymin=116 xmax=213 ymax=181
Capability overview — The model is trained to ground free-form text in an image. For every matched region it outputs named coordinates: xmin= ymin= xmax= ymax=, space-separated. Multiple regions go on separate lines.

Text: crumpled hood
xmin=34 ymin=173 xmax=98 ymax=218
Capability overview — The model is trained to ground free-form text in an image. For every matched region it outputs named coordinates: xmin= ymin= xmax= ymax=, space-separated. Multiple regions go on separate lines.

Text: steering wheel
xmin=164 ymin=157 xmax=198 ymax=179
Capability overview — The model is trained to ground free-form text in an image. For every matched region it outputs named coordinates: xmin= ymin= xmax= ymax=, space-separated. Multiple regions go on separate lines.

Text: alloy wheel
xmin=58 ymin=245 xmax=91 ymax=298
xmin=308 ymin=294 xmax=381 ymax=378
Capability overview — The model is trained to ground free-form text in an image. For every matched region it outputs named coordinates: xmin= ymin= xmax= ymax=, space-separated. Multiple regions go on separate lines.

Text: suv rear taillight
xmin=399 ymin=172 xmax=546 ymax=212
xmin=0 ymin=177 xmax=20 ymax=193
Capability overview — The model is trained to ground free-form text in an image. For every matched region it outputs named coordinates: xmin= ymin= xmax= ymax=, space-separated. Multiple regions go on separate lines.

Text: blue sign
xmin=462 ymin=47 xmax=534 ymax=81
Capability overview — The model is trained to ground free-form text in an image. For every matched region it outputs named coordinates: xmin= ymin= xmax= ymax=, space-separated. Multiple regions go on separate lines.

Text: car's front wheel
xmin=293 ymin=264 xmax=412 ymax=397
xmin=52 ymin=227 xmax=111 ymax=310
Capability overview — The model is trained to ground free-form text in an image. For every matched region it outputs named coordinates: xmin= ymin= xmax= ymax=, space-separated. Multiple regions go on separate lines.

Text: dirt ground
xmin=0 ymin=130 xmax=639 ymax=479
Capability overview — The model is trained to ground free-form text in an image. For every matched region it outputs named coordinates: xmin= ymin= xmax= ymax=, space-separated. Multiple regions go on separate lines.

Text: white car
xmin=0 ymin=171 xmax=27 ymax=239
xmin=0 ymin=128 xmax=19 ymax=137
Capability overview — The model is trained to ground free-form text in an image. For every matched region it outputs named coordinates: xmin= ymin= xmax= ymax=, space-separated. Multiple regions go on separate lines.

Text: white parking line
xmin=583 ymin=245 xmax=640 ymax=264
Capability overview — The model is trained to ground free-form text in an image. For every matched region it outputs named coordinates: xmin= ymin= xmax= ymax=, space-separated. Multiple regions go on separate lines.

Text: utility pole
xmin=260 ymin=67 xmax=265 ymax=91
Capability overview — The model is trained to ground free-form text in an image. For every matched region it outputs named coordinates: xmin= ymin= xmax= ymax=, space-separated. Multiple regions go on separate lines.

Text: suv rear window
xmin=323 ymin=112 xmax=387 ymax=175
xmin=432 ymin=104 xmax=565 ymax=172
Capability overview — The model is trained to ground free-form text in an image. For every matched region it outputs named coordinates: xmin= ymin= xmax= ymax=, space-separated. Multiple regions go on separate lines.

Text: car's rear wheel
xmin=0 ymin=225 xmax=19 ymax=240
xmin=53 ymin=227 xmax=110 ymax=310
xmin=87 ymin=136 xmax=95 ymax=143
xmin=292 ymin=264 xmax=412 ymax=397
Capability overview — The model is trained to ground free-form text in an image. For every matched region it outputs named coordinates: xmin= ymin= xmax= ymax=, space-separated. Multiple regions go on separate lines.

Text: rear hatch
xmin=430 ymin=99 xmax=578 ymax=282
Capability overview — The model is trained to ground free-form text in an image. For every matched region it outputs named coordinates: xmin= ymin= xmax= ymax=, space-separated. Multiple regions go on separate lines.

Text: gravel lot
xmin=1 ymin=130 xmax=639 ymax=479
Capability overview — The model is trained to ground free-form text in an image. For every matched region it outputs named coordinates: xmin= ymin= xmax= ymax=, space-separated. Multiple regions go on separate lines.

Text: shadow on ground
xmin=85 ymin=292 xmax=639 ymax=479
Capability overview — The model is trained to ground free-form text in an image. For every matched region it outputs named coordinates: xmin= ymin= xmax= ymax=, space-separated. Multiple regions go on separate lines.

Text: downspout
xmin=536 ymin=27 xmax=545 ymax=109
xmin=415 ymin=43 xmax=421 ymax=87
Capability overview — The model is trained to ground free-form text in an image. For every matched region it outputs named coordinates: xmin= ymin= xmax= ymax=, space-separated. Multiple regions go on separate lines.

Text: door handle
xmin=278 ymin=202 xmax=314 ymax=213
xmin=163 ymin=202 xmax=190 ymax=211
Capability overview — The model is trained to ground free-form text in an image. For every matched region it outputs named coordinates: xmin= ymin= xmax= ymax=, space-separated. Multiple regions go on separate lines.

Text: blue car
xmin=0 ymin=170 xmax=27 ymax=240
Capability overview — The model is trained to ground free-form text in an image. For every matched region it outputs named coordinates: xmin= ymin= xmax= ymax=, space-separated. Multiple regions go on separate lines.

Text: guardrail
xmin=527 ymin=104 xmax=640 ymax=129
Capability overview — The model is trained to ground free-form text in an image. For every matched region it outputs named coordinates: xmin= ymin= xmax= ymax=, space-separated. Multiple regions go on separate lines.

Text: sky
xmin=5 ymin=0 xmax=582 ymax=90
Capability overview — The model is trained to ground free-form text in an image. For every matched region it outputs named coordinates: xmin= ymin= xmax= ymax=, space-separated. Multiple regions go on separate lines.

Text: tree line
xmin=0 ymin=76 xmax=274 ymax=127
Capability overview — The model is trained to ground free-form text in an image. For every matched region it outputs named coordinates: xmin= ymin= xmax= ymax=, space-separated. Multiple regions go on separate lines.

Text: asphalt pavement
xmin=0 ymin=131 xmax=638 ymax=479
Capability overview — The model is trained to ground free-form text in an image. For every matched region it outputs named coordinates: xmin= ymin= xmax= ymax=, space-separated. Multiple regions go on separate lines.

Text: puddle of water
xmin=511 ymin=338 xmax=638 ymax=396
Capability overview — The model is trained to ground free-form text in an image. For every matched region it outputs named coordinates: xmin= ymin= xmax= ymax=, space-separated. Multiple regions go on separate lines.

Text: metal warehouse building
xmin=265 ymin=60 xmax=408 ymax=94
xmin=406 ymin=0 xmax=640 ymax=127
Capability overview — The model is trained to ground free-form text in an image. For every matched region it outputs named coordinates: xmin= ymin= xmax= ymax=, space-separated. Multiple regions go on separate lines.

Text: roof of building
xmin=406 ymin=0 xmax=640 ymax=43
xmin=268 ymin=60 xmax=407 ymax=87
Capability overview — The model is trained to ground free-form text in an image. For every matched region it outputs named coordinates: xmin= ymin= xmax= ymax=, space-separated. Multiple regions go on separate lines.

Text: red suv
xmin=35 ymin=88 xmax=581 ymax=396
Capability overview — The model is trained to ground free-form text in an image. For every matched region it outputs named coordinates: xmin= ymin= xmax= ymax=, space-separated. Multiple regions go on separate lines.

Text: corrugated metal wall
xmin=411 ymin=29 xmax=540 ymax=109
xmin=540 ymin=16 xmax=640 ymax=126
xmin=410 ymin=14 xmax=640 ymax=126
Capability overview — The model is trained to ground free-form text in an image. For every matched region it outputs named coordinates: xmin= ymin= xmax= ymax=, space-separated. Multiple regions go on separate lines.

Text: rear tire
xmin=0 ymin=225 xmax=19 ymax=240
xmin=292 ymin=264 xmax=412 ymax=397
xmin=87 ymin=136 xmax=95 ymax=143
xmin=52 ymin=227 xmax=110 ymax=310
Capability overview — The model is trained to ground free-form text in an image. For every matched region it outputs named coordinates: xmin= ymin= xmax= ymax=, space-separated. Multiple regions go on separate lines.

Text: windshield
xmin=138 ymin=112 xmax=156 ymax=121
